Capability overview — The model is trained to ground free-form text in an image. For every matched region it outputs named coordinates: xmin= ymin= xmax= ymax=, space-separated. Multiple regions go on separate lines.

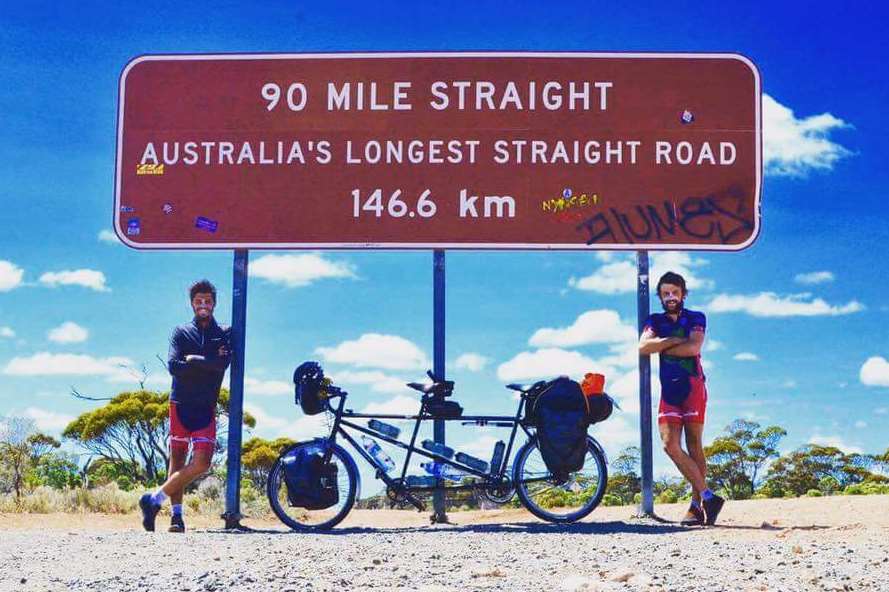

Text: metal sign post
xmin=223 ymin=249 xmax=249 ymax=529
xmin=432 ymin=249 xmax=448 ymax=523
xmin=636 ymin=251 xmax=655 ymax=516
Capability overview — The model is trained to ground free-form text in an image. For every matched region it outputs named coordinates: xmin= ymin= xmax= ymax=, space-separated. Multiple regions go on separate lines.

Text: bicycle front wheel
xmin=267 ymin=440 xmax=359 ymax=531
xmin=513 ymin=436 xmax=608 ymax=523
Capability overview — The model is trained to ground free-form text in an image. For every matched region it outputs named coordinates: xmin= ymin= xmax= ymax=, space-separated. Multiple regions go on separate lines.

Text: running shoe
xmin=168 ymin=514 xmax=185 ymax=533
xmin=139 ymin=493 xmax=161 ymax=532
xmin=680 ymin=504 xmax=705 ymax=526
xmin=703 ymin=494 xmax=725 ymax=526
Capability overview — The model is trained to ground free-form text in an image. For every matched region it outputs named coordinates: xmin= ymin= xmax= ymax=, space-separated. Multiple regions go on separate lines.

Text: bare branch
xmin=70 ymin=387 xmax=113 ymax=402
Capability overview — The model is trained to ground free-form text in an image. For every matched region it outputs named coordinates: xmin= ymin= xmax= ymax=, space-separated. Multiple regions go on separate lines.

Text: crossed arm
xmin=168 ymin=331 xmax=232 ymax=376
xmin=638 ymin=328 xmax=705 ymax=357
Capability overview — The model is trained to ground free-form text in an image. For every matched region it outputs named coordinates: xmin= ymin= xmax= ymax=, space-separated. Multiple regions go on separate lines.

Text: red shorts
xmin=169 ymin=403 xmax=216 ymax=452
xmin=658 ymin=377 xmax=707 ymax=425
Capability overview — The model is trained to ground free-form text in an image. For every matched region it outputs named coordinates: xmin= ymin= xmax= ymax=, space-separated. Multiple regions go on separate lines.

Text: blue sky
xmin=1 ymin=2 xmax=887 ymax=489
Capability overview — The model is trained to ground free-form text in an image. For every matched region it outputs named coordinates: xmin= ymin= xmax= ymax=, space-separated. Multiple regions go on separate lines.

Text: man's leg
xmin=167 ymin=446 xmax=188 ymax=507
xmin=658 ymin=422 xmax=707 ymax=494
xmin=684 ymin=422 xmax=707 ymax=505
xmin=159 ymin=447 xmax=213 ymax=496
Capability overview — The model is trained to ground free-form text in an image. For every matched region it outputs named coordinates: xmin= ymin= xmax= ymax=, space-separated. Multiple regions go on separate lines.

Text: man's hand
xmin=217 ymin=345 xmax=229 ymax=357
xmin=185 ymin=354 xmax=206 ymax=363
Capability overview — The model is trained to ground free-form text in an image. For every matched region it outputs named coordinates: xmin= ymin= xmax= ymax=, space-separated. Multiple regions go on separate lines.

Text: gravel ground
xmin=2 ymin=497 xmax=888 ymax=591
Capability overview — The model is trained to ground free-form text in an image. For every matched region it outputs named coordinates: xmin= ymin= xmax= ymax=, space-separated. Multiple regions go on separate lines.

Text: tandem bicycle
xmin=266 ymin=361 xmax=610 ymax=530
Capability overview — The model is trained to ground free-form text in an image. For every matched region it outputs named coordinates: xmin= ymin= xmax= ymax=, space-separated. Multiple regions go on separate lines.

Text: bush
xmin=806 ymin=489 xmax=822 ymax=497
xmin=601 ymin=494 xmax=623 ymax=507
xmin=633 ymin=492 xmax=642 ymax=504
xmin=655 ymin=490 xmax=678 ymax=504
xmin=752 ymin=493 xmax=769 ymax=500
xmin=843 ymin=484 xmax=865 ymax=496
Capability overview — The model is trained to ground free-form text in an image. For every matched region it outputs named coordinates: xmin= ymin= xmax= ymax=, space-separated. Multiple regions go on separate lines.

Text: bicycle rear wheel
xmin=513 ymin=436 xmax=608 ymax=523
xmin=267 ymin=440 xmax=359 ymax=530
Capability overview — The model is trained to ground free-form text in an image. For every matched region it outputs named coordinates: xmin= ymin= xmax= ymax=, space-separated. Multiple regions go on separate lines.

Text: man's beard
xmin=660 ymin=298 xmax=684 ymax=314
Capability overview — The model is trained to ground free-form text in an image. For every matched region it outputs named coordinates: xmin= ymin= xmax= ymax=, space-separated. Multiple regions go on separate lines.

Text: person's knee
xmin=661 ymin=435 xmax=683 ymax=457
xmin=191 ymin=454 xmax=212 ymax=475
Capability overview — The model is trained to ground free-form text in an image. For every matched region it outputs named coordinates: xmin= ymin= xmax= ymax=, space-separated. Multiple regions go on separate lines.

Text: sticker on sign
xmin=114 ymin=52 xmax=761 ymax=251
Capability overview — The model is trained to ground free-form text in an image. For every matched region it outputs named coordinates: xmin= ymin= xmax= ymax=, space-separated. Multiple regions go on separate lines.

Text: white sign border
xmin=114 ymin=51 xmax=762 ymax=252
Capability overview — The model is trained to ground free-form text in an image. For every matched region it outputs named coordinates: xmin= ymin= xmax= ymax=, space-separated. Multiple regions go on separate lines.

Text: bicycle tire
xmin=267 ymin=439 xmax=359 ymax=531
xmin=513 ymin=436 xmax=608 ymax=523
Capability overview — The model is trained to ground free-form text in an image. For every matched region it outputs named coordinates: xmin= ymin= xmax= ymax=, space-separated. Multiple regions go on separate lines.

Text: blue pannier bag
xmin=533 ymin=377 xmax=589 ymax=483
xmin=282 ymin=446 xmax=339 ymax=510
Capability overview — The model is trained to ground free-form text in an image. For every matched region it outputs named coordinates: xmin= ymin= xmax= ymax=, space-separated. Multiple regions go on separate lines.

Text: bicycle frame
xmin=320 ymin=389 xmax=543 ymax=505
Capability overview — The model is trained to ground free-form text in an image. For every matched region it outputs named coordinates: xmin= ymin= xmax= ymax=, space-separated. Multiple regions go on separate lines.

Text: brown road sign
xmin=115 ymin=52 xmax=761 ymax=250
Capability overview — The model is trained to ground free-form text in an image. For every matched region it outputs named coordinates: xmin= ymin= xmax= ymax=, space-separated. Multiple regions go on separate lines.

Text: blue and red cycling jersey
xmin=643 ymin=309 xmax=707 ymax=400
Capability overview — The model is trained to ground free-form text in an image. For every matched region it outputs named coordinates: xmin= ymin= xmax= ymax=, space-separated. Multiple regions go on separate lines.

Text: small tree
xmin=605 ymin=446 xmax=641 ymax=505
xmin=704 ymin=419 xmax=786 ymax=498
xmin=242 ymin=437 xmax=295 ymax=489
xmin=0 ymin=418 xmax=62 ymax=502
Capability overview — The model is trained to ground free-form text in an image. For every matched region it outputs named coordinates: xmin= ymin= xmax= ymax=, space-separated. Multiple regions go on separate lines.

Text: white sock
xmin=151 ymin=490 xmax=168 ymax=505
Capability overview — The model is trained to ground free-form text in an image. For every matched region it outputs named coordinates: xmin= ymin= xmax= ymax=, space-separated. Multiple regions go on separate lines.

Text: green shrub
xmin=655 ymin=490 xmax=678 ymax=504
xmin=843 ymin=484 xmax=865 ymax=496
xmin=806 ymin=489 xmax=822 ymax=497
xmin=601 ymin=494 xmax=623 ymax=507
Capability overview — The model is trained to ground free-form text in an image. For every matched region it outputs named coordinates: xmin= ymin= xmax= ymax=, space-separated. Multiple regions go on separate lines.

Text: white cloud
xmin=3 ymin=352 xmax=133 ymax=376
xmin=244 ymin=377 xmax=292 ymax=397
xmin=461 ymin=435 xmax=501 ymax=462
xmin=529 ymin=310 xmax=636 ymax=348
xmin=39 ymin=269 xmax=109 ymax=292
xmin=705 ymin=339 xmax=723 ymax=352
xmin=0 ymin=327 xmax=14 ymax=338
xmin=809 ymin=433 xmax=863 ymax=454
xmin=860 ymin=356 xmax=889 ymax=387
xmin=360 ymin=395 xmax=420 ymax=416
xmin=875 ymin=407 xmax=888 ymax=415
xmin=606 ymin=370 xmax=642 ymax=414
xmin=733 ymin=352 xmax=759 ymax=362
xmin=10 ymin=407 xmax=75 ymax=433
xmin=455 ymin=353 xmax=490 ymax=372
xmin=592 ymin=416 xmax=639 ymax=453
xmin=497 ymin=348 xmax=598 ymax=381
xmin=763 ymin=94 xmax=851 ymax=177
xmin=0 ymin=260 xmax=25 ymax=292
xmin=330 ymin=370 xmax=409 ymax=394
xmin=47 ymin=322 xmax=89 ymax=344
xmin=568 ymin=260 xmax=636 ymax=294
xmin=794 ymin=271 xmax=835 ymax=285
xmin=568 ymin=252 xmax=713 ymax=295
xmin=250 ymin=253 xmax=356 ymax=288
xmin=315 ymin=333 xmax=429 ymax=371
xmin=244 ymin=403 xmax=289 ymax=432
xmin=707 ymin=292 xmax=863 ymax=317
xmin=97 ymin=229 xmax=118 ymax=244
xmin=854 ymin=420 xmax=867 ymax=429
xmin=782 ymin=380 xmax=798 ymax=389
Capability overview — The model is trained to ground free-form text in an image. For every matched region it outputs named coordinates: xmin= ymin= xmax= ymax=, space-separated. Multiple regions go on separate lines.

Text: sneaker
xmin=168 ymin=514 xmax=185 ymax=533
xmin=680 ymin=504 xmax=705 ymax=526
xmin=703 ymin=494 xmax=725 ymax=526
xmin=139 ymin=493 xmax=161 ymax=532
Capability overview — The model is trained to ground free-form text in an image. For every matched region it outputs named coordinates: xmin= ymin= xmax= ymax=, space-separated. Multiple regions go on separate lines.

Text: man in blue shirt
xmin=639 ymin=271 xmax=724 ymax=526
xmin=140 ymin=280 xmax=231 ymax=532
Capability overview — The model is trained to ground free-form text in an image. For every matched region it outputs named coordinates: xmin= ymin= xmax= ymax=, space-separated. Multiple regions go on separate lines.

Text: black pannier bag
xmin=282 ymin=446 xmax=339 ymax=510
xmin=293 ymin=361 xmax=328 ymax=415
xmin=584 ymin=393 xmax=614 ymax=424
xmin=533 ymin=377 xmax=589 ymax=482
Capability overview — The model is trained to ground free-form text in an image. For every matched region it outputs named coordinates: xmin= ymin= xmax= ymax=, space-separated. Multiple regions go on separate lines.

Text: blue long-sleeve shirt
xmin=168 ymin=317 xmax=231 ymax=429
